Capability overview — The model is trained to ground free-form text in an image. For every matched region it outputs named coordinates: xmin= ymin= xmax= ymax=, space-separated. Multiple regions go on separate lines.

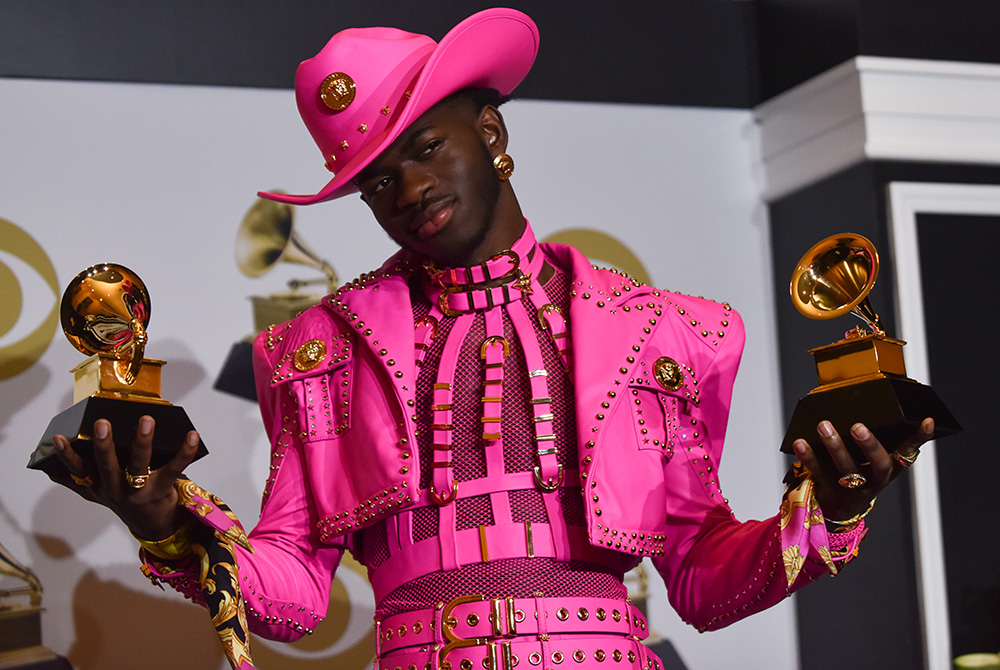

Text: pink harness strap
xmin=428 ymin=313 xmax=472 ymax=508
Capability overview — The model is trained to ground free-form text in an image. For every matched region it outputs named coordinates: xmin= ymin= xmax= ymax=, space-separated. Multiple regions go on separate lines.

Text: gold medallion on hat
xmin=319 ymin=72 xmax=356 ymax=112
xmin=653 ymin=356 xmax=684 ymax=391
xmin=294 ymin=339 xmax=327 ymax=371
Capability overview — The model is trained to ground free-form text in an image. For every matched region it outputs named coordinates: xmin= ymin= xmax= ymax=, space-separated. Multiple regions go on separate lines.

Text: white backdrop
xmin=0 ymin=77 xmax=796 ymax=670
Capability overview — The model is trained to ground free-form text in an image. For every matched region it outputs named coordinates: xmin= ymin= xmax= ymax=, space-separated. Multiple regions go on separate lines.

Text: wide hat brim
xmin=258 ymin=8 xmax=539 ymax=206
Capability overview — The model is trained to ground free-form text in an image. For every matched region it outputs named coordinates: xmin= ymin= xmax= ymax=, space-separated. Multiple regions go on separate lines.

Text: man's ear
xmin=478 ymin=105 xmax=508 ymax=155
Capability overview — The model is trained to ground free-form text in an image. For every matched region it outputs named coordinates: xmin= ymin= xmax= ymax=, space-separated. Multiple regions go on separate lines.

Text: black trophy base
xmin=780 ymin=375 xmax=961 ymax=465
xmin=28 ymin=395 xmax=207 ymax=478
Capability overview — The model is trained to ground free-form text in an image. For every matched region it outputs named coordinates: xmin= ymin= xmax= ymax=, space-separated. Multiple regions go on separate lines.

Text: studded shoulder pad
xmin=658 ymin=292 xmax=738 ymax=351
xmin=261 ymin=304 xmax=355 ymax=387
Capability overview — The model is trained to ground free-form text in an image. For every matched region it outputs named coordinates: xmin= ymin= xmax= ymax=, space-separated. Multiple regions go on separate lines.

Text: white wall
xmin=0 ymin=78 xmax=795 ymax=670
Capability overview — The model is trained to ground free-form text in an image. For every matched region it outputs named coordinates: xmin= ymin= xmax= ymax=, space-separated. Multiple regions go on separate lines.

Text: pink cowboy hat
xmin=258 ymin=8 xmax=539 ymax=205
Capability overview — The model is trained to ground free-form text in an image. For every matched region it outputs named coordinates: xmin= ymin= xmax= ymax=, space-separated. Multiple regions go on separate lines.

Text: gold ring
xmin=124 ymin=466 xmax=151 ymax=489
xmin=70 ymin=473 xmax=93 ymax=487
xmin=838 ymin=473 xmax=867 ymax=489
xmin=891 ymin=449 xmax=919 ymax=468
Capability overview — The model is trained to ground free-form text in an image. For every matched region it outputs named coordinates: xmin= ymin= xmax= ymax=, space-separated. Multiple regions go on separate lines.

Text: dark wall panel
xmin=917 ymin=212 xmax=1000 ymax=657
xmin=0 ymin=0 xmax=760 ymax=108
xmin=756 ymin=0 xmax=861 ymax=103
xmin=858 ymin=0 xmax=1000 ymax=65
xmin=756 ymin=0 xmax=1000 ymax=101
xmin=6 ymin=1 xmax=997 ymax=107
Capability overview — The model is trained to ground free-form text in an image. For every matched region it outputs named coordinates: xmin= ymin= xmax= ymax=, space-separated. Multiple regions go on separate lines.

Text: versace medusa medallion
xmin=320 ymin=72 xmax=356 ymax=112
xmin=294 ymin=339 xmax=328 ymax=371
xmin=653 ymin=356 xmax=684 ymax=391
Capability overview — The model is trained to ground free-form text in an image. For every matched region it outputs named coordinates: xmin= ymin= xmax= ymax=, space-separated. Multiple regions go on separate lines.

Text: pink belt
xmin=376 ymin=594 xmax=651 ymax=669
xmin=379 ymin=635 xmax=659 ymax=670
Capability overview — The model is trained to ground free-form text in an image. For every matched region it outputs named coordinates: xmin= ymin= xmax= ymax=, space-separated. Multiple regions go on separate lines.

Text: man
xmin=50 ymin=8 xmax=932 ymax=670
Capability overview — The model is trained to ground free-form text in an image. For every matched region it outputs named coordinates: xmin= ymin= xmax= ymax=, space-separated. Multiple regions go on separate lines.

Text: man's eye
xmin=371 ymin=176 xmax=392 ymax=194
xmin=420 ymin=140 xmax=442 ymax=156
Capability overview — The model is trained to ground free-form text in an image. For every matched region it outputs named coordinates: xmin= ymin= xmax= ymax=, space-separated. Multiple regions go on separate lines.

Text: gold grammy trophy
xmin=779 ymin=234 xmax=960 ymax=465
xmin=28 ymin=263 xmax=207 ymax=478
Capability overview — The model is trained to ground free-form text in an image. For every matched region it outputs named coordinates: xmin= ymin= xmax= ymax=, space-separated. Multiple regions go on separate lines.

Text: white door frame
xmin=887 ymin=181 xmax=1000 ymax=670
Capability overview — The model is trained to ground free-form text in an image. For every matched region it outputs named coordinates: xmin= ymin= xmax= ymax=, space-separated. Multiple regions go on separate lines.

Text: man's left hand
xmin=792 ymin=417 xmax=935 ymax=522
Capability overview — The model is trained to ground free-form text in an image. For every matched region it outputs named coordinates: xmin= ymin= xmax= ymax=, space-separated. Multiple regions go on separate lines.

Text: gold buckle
xmin=533 ymin=464 xmax=564 ymax=491
xmin=415 ymin=314 xmax=439 ymax=338
xmin=439 ymin=287 xmax=461 ymax=317
xmin=429 ymin=481 xmax=458 ymax=506
xmin=486 ymin=250 xmax=520 ymax=284
xmin=437 ymin=250 xmax=520 ymax=318
xmin=480 ymin=336 xmax=510 ymax=359
xmin=438 ymin=596 xmax=517 ymax=670
xmin=439 ymin=595 xmax=487 ymax=669
xmin=537 ymin=303 xmax=564 ymax=331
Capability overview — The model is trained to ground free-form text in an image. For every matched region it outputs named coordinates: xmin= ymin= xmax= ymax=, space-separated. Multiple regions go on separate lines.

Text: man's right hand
xmin=51 ymin=416 xmax=200 ymax=541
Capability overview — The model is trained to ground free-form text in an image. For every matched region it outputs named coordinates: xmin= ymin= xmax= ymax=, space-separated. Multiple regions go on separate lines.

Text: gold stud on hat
xmin=319 ymin=72 xmax=357 ymax=112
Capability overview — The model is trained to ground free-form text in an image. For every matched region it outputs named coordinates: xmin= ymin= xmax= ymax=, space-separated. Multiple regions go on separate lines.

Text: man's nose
xmin=396 ymin=165 xmax=434 ymax=210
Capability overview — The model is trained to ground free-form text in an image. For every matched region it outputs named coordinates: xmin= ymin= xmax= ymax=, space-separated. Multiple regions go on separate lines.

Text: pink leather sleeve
xmin=238 ymin=332 xmax=348 ymax=641
xmin=649 ymin=309 xmax=853 ymax=631
xmin=141 ymin=334 xmax=347 ymax=643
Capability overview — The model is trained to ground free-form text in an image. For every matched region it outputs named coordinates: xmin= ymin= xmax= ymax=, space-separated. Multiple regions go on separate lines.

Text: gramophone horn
xmin=790 ymin=233 xmax=884 ymax=334
xmin=235 ymin=195 xmax=337 ymax=288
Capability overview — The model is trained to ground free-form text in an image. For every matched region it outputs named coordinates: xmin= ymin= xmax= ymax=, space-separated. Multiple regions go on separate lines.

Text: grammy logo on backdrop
xmin=779 ymin=233 xmax=960 ymax=465
xmin=28 ymin=263 xmax=207 ymax=477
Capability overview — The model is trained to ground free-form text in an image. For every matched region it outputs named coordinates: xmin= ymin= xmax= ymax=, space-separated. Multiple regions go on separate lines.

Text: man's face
xmin=355 ymin=97 xmax=503 ymax=267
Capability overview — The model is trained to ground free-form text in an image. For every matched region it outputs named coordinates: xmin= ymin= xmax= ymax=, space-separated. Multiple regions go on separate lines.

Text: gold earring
xmin=493 ymin=153 xmax=514 ymax=180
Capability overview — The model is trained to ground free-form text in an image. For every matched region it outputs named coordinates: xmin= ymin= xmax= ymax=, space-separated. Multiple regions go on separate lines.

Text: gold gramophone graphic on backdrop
xmin=28 ymin=263 xmax=207 ymax=478
xmin=779 ymin=233 xmax=960 ymax=464
xmin=237 ymin=195 xmax=338 ymax=333
xmin=214 ymin=195 xmax=340 ymax=400
xmin=0 ymin=539 xmax=62 ymax=665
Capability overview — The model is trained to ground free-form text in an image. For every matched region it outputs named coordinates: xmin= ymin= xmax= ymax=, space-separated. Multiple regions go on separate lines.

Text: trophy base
xmin=0 ymin=607 xmax=42 ymax=652
xmin=0 ymin=607 xmax=71 ymax=670
xmin=779 ymin=375 xmax=961 ymax=464
xmin=27 ymin=395 xmax=208 ymax=478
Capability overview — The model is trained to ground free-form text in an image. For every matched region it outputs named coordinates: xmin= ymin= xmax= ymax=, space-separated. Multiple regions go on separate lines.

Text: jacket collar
xmin=542 ymin=244 xmax=659 ymax=425
xmin=325 ymin=242 xmax=660 ymax=419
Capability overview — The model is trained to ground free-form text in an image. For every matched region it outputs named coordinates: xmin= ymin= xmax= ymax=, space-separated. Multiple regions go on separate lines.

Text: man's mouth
xmin=412 ymin=199 xmax=454 ymax=239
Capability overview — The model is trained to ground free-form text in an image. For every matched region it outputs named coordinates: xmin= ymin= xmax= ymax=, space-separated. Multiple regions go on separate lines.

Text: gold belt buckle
xmin=438 ymin=595 xmax=517 ymax=670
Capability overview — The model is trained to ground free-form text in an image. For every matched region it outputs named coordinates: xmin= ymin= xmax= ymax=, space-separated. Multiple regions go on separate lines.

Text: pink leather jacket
xmin=145 ymin=241 xmax=848 ymax=642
